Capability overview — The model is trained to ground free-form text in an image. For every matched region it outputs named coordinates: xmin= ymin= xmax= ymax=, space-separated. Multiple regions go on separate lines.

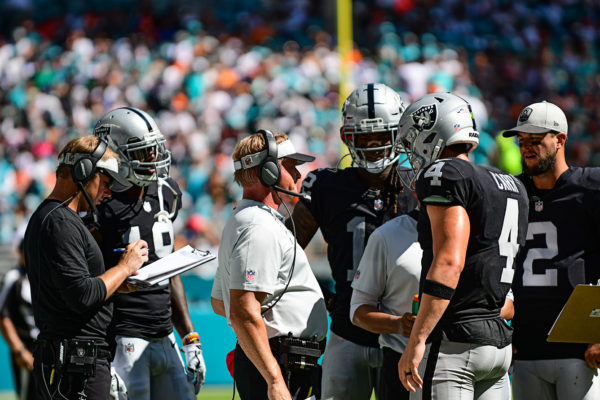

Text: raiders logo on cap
xmin=519 ymin=107 xmax=533 ymax=122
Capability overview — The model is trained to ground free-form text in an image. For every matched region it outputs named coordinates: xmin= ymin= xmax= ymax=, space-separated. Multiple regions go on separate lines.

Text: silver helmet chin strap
xmin=154 ymin=177 xmax=179 ymax=223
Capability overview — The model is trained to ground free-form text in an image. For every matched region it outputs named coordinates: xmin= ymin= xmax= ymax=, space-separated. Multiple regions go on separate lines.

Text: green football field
xmin=0 ymin=386 xmax=242 ymax=400
xmin=0 ymin=386 xmax=380 ymax=399
xmin=0 ymin=386 xmax=381 ymax=399
xmin=197 ymin=386 xmax=240 ymax=399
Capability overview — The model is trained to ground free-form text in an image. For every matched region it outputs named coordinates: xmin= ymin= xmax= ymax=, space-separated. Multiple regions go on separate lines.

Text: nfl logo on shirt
xmin=246 ymin=269 xmax=256 ymax=282
xmin=535 ymin=200 xmax=543 ymax=212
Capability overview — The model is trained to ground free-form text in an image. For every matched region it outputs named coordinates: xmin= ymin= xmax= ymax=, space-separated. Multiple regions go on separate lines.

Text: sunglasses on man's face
xmin=97 ymin=171 xmax=116 ymax=190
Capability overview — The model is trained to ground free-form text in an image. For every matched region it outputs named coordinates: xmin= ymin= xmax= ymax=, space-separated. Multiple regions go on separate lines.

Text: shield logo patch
xmin=534 ymin=199 xmax=543 ymax=212
xmin=519 ymin=107 xmax=533 ymax=122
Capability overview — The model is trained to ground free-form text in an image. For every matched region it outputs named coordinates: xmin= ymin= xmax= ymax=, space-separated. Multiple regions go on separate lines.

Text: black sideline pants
xmin=382 ymin=347 xmax=410 ymax=400
xmin=233 ymin=342 xmax=321 ymax=400
xmin=33 ymin=343 xmax=111 ymax=400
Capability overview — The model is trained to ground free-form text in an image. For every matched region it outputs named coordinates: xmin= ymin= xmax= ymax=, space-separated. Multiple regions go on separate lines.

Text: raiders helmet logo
xmin=411 ymin=104 xmax=437 ymax=131
xmin=519 ymin=107 xmax=533 ymax=122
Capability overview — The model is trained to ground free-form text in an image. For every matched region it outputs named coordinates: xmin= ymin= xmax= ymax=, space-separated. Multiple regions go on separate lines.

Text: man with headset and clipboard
xmin=211 ymin=130 xmax=328 ymax=400
xmin=24 ymin=136 xmax=149 ymax=399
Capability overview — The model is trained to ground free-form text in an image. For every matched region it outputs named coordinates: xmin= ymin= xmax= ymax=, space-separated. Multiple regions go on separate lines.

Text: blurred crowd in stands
xmin=1 ymin=0 xmax=599 ymax=259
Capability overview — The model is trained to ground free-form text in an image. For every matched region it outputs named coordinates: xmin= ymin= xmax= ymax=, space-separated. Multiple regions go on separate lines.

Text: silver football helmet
xmin=397 ymin=92 xmax=479 ymax=186
xmin=93 ymin=107 xmax=171 ymax=187
xmin=341 ymin=83 xmax=405 ymax=173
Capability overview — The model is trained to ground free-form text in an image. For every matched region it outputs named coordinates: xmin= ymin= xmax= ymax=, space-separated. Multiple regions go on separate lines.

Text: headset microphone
xmin=272 ymin=186 xmax=311 ymax=202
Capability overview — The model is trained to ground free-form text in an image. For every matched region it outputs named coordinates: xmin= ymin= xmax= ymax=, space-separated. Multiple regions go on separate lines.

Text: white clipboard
xmin=126 ymin=245 xmax=216 ymax=288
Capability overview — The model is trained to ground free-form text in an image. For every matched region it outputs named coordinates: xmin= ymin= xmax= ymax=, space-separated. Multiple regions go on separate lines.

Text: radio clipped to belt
xmin=56 ymin=339 xmax=98 ymax=377
xmin=272 ymin=333 xmax=323 ymax=371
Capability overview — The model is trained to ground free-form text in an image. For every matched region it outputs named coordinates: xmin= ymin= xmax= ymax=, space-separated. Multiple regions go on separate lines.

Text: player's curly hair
xmin=233 ymin=132 xmax=288 ymax=187
xmin=56 ymin=136 xmax=119 ymax=179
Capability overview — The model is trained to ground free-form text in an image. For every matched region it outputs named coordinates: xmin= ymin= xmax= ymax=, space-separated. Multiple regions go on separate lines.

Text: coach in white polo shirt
xmin=211 ymin=130 xmax=328 ymax=400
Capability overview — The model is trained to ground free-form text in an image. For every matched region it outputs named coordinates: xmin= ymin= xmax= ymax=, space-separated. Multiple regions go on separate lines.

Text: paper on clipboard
xmin=547 ymin=284 xmax=600 ymax=343
xmin=127 ymin=245 xmax=216 ymax=288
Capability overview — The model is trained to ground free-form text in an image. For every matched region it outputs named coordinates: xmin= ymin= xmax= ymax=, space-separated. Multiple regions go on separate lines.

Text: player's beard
xmin=522 ymin=151 xmax=557 ymax=176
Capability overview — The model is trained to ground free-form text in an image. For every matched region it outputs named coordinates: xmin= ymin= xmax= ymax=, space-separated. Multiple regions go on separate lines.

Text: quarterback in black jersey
xmin=94 ymin=108 xmax=204 ymax=400
xmin=503 ymin=101 xmax=600 ymax=400
xmin=289 ymin=83 xmax=417 ymax=400
xmin=396 ymin=93 xmax=529 ymax=399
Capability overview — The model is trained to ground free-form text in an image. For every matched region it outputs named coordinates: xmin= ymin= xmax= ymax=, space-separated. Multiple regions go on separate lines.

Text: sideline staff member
xmin=504 ymin=101 xmax=600 ymax=399
xmin=24 ymin=136 xmax=148 ymax=400
xmin=211 ymin=131 xmax=328 ymax=400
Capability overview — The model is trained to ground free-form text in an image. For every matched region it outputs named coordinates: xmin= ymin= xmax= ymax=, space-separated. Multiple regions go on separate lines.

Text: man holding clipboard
xmin=504 ymin=101 xmax=600 ymax=399
xmin=547 ymin=284 xmax=600 ymax=345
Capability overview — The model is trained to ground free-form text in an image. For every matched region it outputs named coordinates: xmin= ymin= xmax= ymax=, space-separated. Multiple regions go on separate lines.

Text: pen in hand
xmin=114 ymin=247 xmax=141 ymax=276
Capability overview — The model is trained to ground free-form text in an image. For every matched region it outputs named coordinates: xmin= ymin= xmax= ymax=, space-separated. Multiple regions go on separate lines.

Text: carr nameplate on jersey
xmin=547 ymin=285 xmax=600 ymax=343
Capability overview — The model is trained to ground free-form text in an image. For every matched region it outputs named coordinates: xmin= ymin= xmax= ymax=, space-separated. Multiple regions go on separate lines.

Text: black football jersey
xmin=415 ymin=158 xmax=529 ymax=347
xmin=300 ymin=167 xmax=417 ymax=346
xmin=97 ymin=178 xmax=182 ymax=339
xmin=512 ymin=167 xmax=600 ymax=360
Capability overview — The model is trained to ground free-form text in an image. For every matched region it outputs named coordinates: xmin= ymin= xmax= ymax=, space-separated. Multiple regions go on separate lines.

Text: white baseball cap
xmin=502 ymin=101 xmax=568 ymax=137
xmin=59 ymin=152 xmax=132 ymax=190
xmin=233 ymin=139 xmax=315 ymax=171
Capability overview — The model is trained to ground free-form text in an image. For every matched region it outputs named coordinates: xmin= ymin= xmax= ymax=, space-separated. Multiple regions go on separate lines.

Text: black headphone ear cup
xmin=259 ymin=159 xmax=281 ymax=187
xmin=72 ymin=157 xmax=94 ymax=183
xmin=256 ymin=129 xmax=280 ymax=188
xmin=71 ymin=139 xmax=106 ymax=184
